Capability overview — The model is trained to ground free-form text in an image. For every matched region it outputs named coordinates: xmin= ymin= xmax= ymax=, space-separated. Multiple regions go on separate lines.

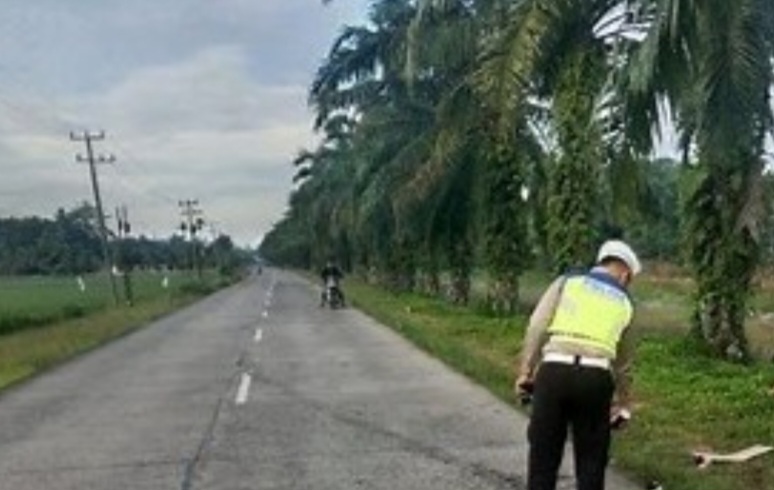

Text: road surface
xmin=0 ymin=270 xmax=640 ymax=489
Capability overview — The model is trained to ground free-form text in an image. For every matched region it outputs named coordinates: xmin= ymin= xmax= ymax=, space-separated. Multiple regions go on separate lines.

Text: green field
xmin=347 ymin=269 xmax=774 ymax=490
xmin=0 ymin=269 xmax=233 ymax=390
xmin=0 ymin=270 xmax=218 ymax=335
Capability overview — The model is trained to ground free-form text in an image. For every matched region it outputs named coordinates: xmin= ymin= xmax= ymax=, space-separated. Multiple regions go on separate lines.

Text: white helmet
xmin=596 ymin=240 xmax=642 ymax=275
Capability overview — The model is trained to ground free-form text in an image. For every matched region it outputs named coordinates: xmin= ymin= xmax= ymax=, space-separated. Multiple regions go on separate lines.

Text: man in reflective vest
xmin=515 ymin=240 xmax=641 ymax=490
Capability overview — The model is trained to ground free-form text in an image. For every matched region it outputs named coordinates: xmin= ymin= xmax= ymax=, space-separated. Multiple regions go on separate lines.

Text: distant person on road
xmin=320 ymin=259 xmax=345 ymax=307
xmin=515 ymin=240 xmax=641 ymax=490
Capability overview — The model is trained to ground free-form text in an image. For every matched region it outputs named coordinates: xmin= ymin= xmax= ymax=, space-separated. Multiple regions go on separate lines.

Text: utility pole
xmin=115 ymin=205 xmax=134 ymax=306
xmin=208 ymin=221 xmax=223 ymax=274
xmin=70 ymin=130 xmax=119 ymax=305
xmin=179 ymin=199 xmax=204 ymax=279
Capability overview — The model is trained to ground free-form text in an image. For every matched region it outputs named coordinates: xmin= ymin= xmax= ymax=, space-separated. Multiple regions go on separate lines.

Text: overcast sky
xmin=0 ymin=0 xmax=369 ymax=246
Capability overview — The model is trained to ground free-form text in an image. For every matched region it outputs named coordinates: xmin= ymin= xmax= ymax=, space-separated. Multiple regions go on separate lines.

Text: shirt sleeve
xmin=612 ymin=325 xmax=635 ymax=407
xmin=518 ymin=276 xmax=565 ymax=377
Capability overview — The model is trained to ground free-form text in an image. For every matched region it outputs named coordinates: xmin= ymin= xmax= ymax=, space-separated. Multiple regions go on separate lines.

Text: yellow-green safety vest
xmin=547 ymin=272 xmax=633 ymax=357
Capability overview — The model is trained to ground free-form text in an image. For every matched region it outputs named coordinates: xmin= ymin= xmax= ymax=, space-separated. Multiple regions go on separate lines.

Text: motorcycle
xmin=322 ymin=277 xmax=345 ymax=309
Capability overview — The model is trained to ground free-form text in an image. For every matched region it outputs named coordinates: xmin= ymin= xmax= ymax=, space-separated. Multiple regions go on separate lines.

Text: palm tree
xmin=313 ymin=0 xmax=492 ymax=297
xmin=407 ymin=0 xmax=543 ymax=309
xmin=626 ymin=0 xmax=774 ymax=359
xmin=312 ymin=0 xmax=415 ymax=127
xmin=472 ymin=0 xmax=650 ymax=272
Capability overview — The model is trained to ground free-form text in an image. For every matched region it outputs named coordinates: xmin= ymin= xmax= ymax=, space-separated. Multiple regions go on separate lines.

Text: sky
xmin=0 ymin=0 xmax=369 ymax=247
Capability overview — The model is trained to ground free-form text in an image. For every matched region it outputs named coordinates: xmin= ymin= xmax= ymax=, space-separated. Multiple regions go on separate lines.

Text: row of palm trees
xmin=261 ymin=0 xmax=774 ymax=360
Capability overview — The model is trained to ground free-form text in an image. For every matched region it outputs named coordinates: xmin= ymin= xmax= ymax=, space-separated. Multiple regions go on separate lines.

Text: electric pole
xmin=208 ymin=221 xmax=223 ymax=273
xmin=70 ymin=130 xmax=120 ymax=305
xmin=115 ymin=205 xmax=134 ymax=306
xmin=179 ymin=199 xmax=204 ymax=279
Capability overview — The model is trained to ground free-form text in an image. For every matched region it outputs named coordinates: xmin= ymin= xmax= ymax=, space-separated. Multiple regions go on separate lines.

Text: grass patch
xmin=346 ymin=277 xmax=774 ymax=490
xmin=616 ymin=334 xmax=774 ymax=490
xmin=0 ymin=298 xmax=178 ymax=389
xmin=0 ymin=270 xmax=235 ymax=391
xmin=351 ymin=285 xmax=523 ymax=401
xmin=0 ymin=270 xmax=224 ymax=336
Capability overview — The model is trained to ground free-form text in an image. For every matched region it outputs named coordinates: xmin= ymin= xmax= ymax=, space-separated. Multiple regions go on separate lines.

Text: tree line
xmin=0 ymin=203 xmax=247 ymax=276
xmin=259 ymin=0 xmax=774 ymax=360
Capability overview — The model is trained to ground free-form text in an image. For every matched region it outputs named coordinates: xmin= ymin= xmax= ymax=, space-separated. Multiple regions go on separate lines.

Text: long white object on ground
xmin=693 ymin=444 xmax=773 ymax=468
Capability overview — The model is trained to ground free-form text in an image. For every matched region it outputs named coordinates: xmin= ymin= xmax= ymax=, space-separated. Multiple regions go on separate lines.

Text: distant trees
xmin=0 ymin=204 xmax=247 ymax=276
xmin=0 ymin=206 xmax=102 ymax=275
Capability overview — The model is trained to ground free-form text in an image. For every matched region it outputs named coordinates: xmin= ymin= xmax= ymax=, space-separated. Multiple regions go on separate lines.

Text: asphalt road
xmin=0 ymin=270 xmax=641 ymax=490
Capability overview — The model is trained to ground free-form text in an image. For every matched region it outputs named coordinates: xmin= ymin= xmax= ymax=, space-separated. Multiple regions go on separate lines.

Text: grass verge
xmin=0 ymin=274 xmax=234 ymax=392
xmin=346 ymin=278 xmax=774 ymax=490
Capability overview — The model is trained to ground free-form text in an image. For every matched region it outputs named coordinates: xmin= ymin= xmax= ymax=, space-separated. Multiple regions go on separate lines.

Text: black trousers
xmin=527 ymin=361 xmax=615 ymax=490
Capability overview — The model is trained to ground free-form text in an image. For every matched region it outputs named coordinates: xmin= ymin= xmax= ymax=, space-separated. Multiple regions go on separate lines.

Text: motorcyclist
xmin=320 ymin=260 xmax=345 ymax=307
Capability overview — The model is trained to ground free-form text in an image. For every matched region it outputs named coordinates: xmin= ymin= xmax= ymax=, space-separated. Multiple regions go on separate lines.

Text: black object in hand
xmin=610 ymin=411 xmax=631 ymax=430
xmin=518 ymin=381 xmax=534 ymax=406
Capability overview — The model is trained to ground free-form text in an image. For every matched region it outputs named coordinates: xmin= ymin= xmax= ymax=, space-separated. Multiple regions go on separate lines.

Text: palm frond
xmin=310 ymin=26 xmax=381 ymax=105
xmin=696 ymin=0 xmax=772 ymax=152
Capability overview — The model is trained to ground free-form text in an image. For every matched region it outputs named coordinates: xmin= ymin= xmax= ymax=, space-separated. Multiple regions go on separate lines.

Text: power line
xmin=0 ymin=75 xmax=231 ymax=244
xmin=95 ymin=135 xmax=183 ymax=216
xmin=0 ymin=68 xmax=80 ymax=133
xmin=0 ymin=72 xmax=178 ymax=209
xmin=0 ymin=74 xmax=194 ymax=230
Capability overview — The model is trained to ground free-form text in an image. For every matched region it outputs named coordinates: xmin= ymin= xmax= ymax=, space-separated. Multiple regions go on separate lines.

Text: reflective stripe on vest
xmin=547 ymin=273 xmax=633 ymax=357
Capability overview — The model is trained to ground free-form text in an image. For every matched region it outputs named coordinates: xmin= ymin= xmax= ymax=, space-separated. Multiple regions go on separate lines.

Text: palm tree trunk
xmin=481 ymin=141 xmax=530 ymax=314
xmin=547 ymin=47 xmax=604 ymax=271
xmin=486 ymin=273 xmax=520 ymax=314
xmin=687 ymin=152 xmax=763 ymax=361
xmin=421 ymin=253 xmax=442 ymax=296
xmin=449 ymin=239 xmax=472 ymax=304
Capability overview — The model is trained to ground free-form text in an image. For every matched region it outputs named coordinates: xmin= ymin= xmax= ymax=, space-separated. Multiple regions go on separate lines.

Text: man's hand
xmin=515 ymin=373 xmax=534 ymax=405
xmin=610 ymin=405 xmax=632 ymax=430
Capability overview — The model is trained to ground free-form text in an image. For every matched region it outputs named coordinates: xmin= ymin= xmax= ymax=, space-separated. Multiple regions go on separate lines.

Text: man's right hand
xmin=610 ymin=406 xmax=632 ymax=430
xmin=515 ymin=374 xmax=534 ymax=405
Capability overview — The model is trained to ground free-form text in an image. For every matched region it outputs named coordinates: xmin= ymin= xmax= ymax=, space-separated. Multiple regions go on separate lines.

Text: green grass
xmin=0 ymin=298 xmax=181 ymax=389
xmin=352 ymin=287 xmax=523 ymax=401
xmin=0 ymin=270 xmax=222 ymax=335
xmin=346 ymin=276 xmax=774 ymax=490
xmin=617 ymin=335 xmax=774 ymax=490
xmin=0 ymin=269 xmax=234 ymax=391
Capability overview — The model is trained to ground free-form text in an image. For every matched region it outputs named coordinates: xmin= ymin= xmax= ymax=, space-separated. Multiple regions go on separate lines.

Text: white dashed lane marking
xmin=235 ymin=373 xmax=252 ymax=405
